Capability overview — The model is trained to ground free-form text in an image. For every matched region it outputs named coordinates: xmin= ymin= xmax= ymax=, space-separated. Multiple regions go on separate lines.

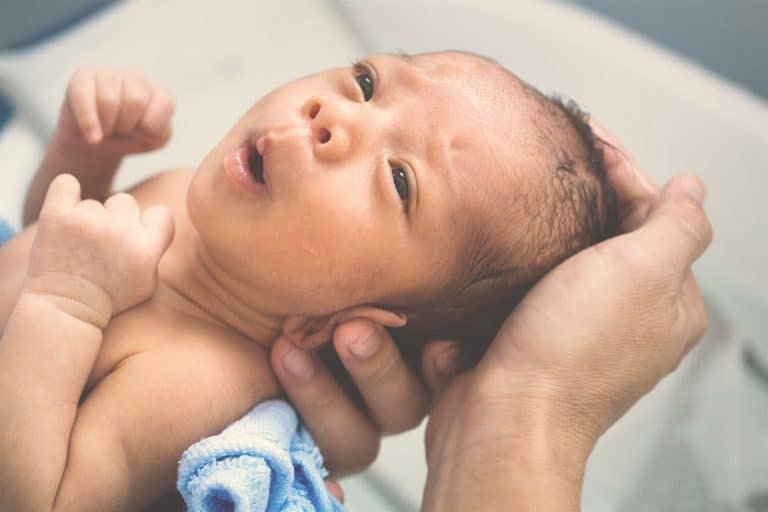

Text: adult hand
xmin=421 ymin=131 xmax=713 ymax=511
xmin=270 ymin=320 xmax=463 ymax=477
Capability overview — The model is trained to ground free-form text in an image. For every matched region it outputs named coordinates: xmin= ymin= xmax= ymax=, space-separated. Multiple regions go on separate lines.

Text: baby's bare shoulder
xmin=72 ymin=315 xmax=279 ymax=507
xmin=127 ymin=167 xmax=195 ymax=211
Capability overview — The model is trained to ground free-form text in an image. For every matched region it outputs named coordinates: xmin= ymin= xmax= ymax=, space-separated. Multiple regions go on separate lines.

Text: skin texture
xmin=288 ymin=131 xmax=712 ymax=510
xmin=1 ymin=53 xmax=552 ymax=510
xmin=428 ymin=136 xmax=713 ymax=511
xmin=1 ymin=53 xmax=704 ymax=511
xmin=185 ymin=52 xmax=548 ymax=339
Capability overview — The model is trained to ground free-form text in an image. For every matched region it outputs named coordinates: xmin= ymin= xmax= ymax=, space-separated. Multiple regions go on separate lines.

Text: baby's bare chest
xmin=85 ymin=303 xmax=192 ymax=391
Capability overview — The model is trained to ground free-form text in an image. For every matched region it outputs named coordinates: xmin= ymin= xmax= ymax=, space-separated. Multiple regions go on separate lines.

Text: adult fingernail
xmin=436 ymin=347 xmax=460 ymax=376
xmin=677 ymin=174 xmax=706 ymax=204
xmin=348 ymin=327 xmax=381 ymax=359
xmin=283 ymin=345 xmax=316 ymax=380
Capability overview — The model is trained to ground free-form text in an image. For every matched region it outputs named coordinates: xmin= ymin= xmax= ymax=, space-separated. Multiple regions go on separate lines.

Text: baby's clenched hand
xmin=25 ymin=174 xmax=175 ymax=327
xmin=55 ymin=67 xmax=174 ymax=160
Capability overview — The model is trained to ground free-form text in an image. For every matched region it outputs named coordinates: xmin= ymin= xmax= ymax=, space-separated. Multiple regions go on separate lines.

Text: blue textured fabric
xmin=178 ymin=400 xmax=345 ymax=512
xmin=0 ymin=219 xmax=14 ymax=245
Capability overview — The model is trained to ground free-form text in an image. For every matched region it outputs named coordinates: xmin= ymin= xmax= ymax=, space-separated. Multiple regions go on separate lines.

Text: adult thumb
xmin=631 ymin=174 xmax=713 ymax=272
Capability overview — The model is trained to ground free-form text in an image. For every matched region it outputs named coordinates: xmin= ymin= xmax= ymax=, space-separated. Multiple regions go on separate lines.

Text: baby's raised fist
xmin=56 ymin=68 xmax=175 ymax=157
xmin=25 ymin=175 xmax=175 ymax=326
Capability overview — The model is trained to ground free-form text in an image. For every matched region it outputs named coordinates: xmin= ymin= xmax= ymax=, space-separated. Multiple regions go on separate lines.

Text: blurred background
xmin=0 ymin=1 xmax=766 ymax=510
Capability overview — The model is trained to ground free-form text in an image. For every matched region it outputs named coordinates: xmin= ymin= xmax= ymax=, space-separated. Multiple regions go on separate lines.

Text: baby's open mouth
xmin=247 ymin=146 xmax=265 ymax=184
xmin=223 ymin=139 xmax=269 ymax=195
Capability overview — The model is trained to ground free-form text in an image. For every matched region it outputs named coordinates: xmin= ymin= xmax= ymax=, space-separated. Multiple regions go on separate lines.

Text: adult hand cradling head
xmin=420 ymin=121 xmax=712 ymax=511
xmin=272 ymin=122 xmax=712 ymax=509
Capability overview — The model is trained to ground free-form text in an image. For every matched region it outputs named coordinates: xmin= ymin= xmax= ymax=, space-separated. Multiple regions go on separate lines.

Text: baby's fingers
xmin=115 ymin=72 xmax=151 ymax=136
xmin=140 ymin=85 xmax=174 ymax=136
xmin=40 ymin=174 xmax=81 ymax=218
xmin=95 ymin=69 xmax=123 ymax=141
xmin=141 ymin=206 xmax=175 ymax=255
xmin=66 ymin=69 xmax=101 ymax=143
xmin=104 ymin=192 xmax=140 ymax=219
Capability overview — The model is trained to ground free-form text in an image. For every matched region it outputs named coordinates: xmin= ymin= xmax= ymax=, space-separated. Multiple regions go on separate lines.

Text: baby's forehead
xmin=410 ymin=51 xmax=519 ymax=89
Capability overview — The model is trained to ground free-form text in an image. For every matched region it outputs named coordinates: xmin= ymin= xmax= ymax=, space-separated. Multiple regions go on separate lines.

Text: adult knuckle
xmin=345 ymin=437 xmax=380 ymax=473
xmin=689 ymin=301 xmax=708 ymax=341
xmin=364 ymin=348 xmax=403 ymax=385
xmin=609 ymin=243 xmax=654 ymax=281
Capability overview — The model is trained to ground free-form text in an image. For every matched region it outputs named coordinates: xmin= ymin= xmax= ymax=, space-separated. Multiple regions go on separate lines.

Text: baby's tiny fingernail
xmin=436 ymin=348 xmax=460 ymax=376
xmin=283 ymin=345 xmax=316 ymax=380
xmin=87 ymin=128 xmax=101 ymax=143
xmin=677 ymin=175 xmax=706 ymax=204
xmin=348 ymin=328 xmax=381 ymax=359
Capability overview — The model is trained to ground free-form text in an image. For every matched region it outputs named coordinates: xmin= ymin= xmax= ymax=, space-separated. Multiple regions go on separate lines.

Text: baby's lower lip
xmin=223 ymin=142 xmax=268 ymax=195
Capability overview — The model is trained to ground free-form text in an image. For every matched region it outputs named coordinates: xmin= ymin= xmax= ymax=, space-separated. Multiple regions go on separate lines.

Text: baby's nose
xmin=302 ymin=97 xmax=352 ymax=162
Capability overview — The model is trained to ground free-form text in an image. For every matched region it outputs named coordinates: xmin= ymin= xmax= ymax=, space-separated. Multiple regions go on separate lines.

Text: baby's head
xmin=188 ymin=51 xmax=617 ymax=346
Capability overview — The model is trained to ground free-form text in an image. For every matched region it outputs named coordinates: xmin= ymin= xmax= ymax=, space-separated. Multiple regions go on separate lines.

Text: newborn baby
xmin=0 ymin=51 xmax=616 ymax=511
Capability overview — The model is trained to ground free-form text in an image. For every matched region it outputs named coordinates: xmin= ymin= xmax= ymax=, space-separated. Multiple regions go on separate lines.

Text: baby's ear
xmin=282 ymin=307 xmax=406 ymax=349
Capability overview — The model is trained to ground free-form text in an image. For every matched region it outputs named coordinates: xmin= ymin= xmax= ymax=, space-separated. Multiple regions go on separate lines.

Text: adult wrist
xmin=423 ymin=375 xmax=595 ymax=511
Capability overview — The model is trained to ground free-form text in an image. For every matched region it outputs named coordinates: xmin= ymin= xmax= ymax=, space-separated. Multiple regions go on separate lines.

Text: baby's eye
xmin=354 ymin=68 xmax=374 ymax=101
xmin=392 ymin=167 xmax=409 ymax=210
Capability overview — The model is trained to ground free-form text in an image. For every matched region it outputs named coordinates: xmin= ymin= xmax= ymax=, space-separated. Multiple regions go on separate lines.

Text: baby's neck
xmin=156 ymin=215 xmax=282 ymax=348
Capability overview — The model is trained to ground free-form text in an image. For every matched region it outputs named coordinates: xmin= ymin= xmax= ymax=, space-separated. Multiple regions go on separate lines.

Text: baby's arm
xmin=23 ymin=69 xmax=174 ymax=225
xmin=0 ymin=175 xmax=174 ymax=511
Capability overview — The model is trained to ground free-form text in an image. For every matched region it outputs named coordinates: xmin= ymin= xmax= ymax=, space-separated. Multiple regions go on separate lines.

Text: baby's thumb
xmin=141 ymin=205 xmax=175 ymax=255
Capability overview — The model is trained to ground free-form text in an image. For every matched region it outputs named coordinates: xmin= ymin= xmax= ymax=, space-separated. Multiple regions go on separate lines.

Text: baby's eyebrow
xmin=392 ymin=51 xmax=413 ymax=64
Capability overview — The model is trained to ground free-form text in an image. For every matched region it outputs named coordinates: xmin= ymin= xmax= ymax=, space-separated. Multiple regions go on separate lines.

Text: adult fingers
xmin=590 ymin=119 xmax=658 ymax=231
xmin=629 ymin=174 xmax=712 ymax=273
xmin=325 ymin=480 xmax=344 ymax=504
xmin=271 ymin=337 xmax=380 ymax=476
xmin=420 ymin=339 xmax=464 ymax=402
xmin=333 ymin=319 xmax=429 ymax=434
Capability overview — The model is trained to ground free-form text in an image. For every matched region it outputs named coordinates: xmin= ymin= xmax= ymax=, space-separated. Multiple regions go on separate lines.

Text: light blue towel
xmin=178 ymin=400 xmax=345 ymax=512
xmin=0 ymin=218 xmax=13 ymax=245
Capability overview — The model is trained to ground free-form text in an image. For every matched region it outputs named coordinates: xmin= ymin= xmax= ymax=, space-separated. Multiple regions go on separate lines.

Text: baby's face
xmin=188 ymin=53 xmax=538 ymax=318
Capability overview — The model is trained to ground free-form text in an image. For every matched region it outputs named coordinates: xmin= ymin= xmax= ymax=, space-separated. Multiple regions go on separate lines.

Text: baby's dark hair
xmin=527 ymin=91 xmax=619 ymax=266
xmin=395 ymin=80 xmax=620 ymax=368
